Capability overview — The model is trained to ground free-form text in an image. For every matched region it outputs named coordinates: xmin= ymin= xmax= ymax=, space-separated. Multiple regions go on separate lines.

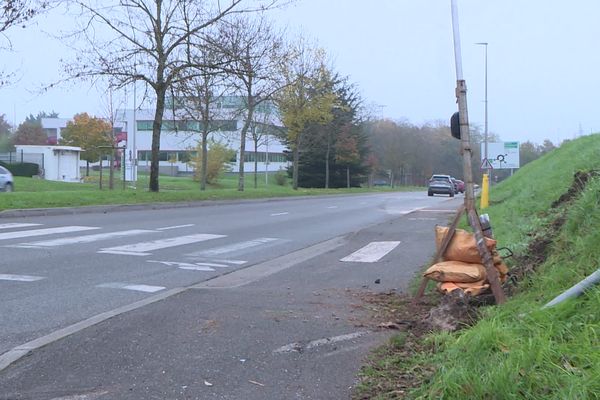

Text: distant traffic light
xmin=450 ymin=112 xmax=460 ymax=139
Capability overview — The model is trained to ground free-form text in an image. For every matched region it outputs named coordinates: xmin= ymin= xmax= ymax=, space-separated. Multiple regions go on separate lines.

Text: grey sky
xmin=1 ymin=1 xmax=599 ymax=145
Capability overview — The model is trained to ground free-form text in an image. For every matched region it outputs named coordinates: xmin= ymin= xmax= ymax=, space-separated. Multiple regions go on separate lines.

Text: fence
xmin=0 ymin=151 xmax=45 ymax=171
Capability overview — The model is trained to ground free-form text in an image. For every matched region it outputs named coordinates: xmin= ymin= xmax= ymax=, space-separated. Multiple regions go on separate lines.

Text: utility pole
xmin=476 ymin=42 xmax=489 ymax=177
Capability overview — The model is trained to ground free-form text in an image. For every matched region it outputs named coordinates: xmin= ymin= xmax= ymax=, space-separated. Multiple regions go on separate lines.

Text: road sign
xmin=481 ymin=142 xmax=520 ymax=169
xmin=480 ymin=158 xmax=494 ymax=170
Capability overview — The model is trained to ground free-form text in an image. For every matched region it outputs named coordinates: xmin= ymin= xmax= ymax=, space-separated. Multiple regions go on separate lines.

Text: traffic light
xmin=450 ymin=112 xmax=460 ymax=139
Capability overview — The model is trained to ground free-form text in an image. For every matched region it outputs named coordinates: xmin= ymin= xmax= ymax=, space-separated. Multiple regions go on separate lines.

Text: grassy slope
xmin=413 ymin=135 xmax=600 ymax=399
xmin=0 ymin=173 xmax=423 ymax=211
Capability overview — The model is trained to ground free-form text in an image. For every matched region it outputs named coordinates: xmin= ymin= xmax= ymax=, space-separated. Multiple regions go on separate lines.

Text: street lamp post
xmin=475 ymin=42 xmax=488 ymax=175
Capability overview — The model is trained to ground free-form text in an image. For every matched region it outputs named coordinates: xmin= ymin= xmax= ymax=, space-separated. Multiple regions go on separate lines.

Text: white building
xmin=115 ymin=96 xmax=289 ymax=179
xmin=41 ymin=96 xmax=290 ymax=180
xmin=14 ymin=145 xmax=82 ymax=182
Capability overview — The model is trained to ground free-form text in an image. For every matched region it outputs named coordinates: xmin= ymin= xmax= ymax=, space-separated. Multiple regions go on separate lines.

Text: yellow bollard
xmin=480 ymin=173 xmax=489 ymax=209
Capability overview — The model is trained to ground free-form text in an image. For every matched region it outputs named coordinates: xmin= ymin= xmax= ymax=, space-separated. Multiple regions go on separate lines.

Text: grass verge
xmin=0 ymin=173 xmax=422 ymax=211
xmin=354 ymin=134 xmax=600 ymax=399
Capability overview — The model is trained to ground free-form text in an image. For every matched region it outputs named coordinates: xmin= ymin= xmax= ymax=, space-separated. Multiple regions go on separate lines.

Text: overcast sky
xmin=1 ymin=0 xmax=599 ymax=145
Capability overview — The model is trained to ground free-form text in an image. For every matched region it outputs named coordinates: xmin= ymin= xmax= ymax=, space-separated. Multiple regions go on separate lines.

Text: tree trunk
xmin=150 ymin=86 xmax=167 ymax=192
xmin=86 ymin=161 xmax=89 ymax=177
xmin=254 ymin=139 xmax=258 ymax=189
xmin=201 ymin=131 xmax=208 ymax=191
xmin=292 ymin=144 xmax=300 ymax=190
xmin=325 ymin=135 xmax=330 ymax=189
xmin=99 ymin=158 xmax=103 ymax=190
xmin=109 ymin=149 xmax=114 ymax=190
xmin=238 ymin=98 xmax=255 ymax=192
xmin=346 ymin=167 xmax=350 ymax=189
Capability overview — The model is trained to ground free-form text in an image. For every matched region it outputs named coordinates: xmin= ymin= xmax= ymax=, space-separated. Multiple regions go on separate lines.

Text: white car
xmin=0 ymin=165 xmax=14 ymax=192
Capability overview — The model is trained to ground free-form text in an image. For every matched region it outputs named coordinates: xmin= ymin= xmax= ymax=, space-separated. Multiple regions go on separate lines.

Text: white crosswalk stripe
xmin=186 ymin=237 xmax=279 ymax=257
xmin=0 ymin=223 xmax=42 ymax=230
xmin=97 ymin=282 xmax=165 ymax=293
xmin=98 ymin=233 xmax=226 ymax=256
xmin=0 ymin=226 xmax=99 ymax=241
xmin=340 ymin=241 xmax=401 ymax=263
xmin=9 ymin=229 xmax=157 ymax=248
xmin=0 ymin=274 xmax=45 ymax=282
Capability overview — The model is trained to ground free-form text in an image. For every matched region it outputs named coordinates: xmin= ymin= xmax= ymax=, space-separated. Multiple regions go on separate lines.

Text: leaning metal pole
xmin=451 ymin=0 xmax=506 ymax=304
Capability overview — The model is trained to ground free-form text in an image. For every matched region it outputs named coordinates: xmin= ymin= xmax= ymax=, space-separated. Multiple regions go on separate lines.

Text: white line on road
xmin=327 ymin=206 xmax=338 ymax=209
xmin=0 ymin=223 xmax=42 ymax=230
xmin=340 ymin=241 xmax=401 ymax=263
xmin=14 ymin=229 xmax=156 ymax=247
xmin=209 ymin=259 xmax=247 ymax=265
xmin=187 ymin=237 xmax=279 ymax=257
xmin=274 ymin=331 xmax=370 ymax=354
xmin=96 ymin=283 xmax=165 ymax=293
xmin=98 ymin=233 xmax=226 ymax=256
xmin=147 ymin=260 xmax=217 ymax=271
xmin=0 ymin=274 xmax=45 ymax=282
xmin=270 ymin=212 xmax=289 ymax=216
xmin=0 ymin=226 xmax=99 ymax=241
xmin=156 ymin=224 xmax=195 ymax=231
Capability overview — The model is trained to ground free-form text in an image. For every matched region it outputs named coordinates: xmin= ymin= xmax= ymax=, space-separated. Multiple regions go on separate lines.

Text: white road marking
xmin=0 ymin=274 xmax=45 ymax=282
xmin=98 ymin=233 xmax=226 ymax=256
xmin=13 ymin=229 xmax=156 ymax=248
xmin=274 ymin=331 xmax=369 ymax=354
xmin=210 ymin=259 xmax=247 ymax=265
xmin=156 ymin=224 xmax=195 ymax=231
xmin=327 ymin=206 xmax=338 ymax=209
xmin=270 ymin=212 xmax=289 ymax=216
xmin=0 ymin=226 xmax=99 ymax=241
xmin=147 ymin=260 xmax=216 ymax=271
xmin=0 ymin=223 xmax=42 ymax=230
xmin=340 ymin=241 xmax=401 ymax=263
xmin=97 ymin=283 xmax=165 ymax=293
xmin=188 ymin=237 xmax=279 ymax=257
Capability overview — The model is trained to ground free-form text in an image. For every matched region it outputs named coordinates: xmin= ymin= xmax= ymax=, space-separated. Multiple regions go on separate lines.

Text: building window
xmin=137 ymin=121 xmax=153 ymax=131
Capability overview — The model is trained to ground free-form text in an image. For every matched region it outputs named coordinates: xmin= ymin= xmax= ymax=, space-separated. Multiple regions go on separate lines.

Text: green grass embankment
xmin=0 ymin=173 xmax=422 ymax=211
xmin=357 ymin=134 xmax=600 ymax=399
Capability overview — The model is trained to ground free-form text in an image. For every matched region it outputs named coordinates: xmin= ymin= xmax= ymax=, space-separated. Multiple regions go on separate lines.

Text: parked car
xmin=428 ymin=174 xmax=454 ymax=197
xmin=454 ymin=179 xmax=465 ymax=193
xmin=0 ymin=165 xmax=14 ymax=192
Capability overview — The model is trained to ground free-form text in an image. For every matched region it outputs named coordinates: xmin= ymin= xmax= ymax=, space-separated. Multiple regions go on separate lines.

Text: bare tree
xmin=173 ymin=31 xmax=231 ymax=190
xmin=63 ymin=0 xmax=279 ymax=192
xmin=1 ymin=0 xmax=47 ymax=86
xmin=218 ymin=14 xmax=286 ymax=191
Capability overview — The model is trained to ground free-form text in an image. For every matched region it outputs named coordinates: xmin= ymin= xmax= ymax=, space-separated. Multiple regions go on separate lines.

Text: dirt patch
xmin=551 ymin=170 xmax=599 ymax=208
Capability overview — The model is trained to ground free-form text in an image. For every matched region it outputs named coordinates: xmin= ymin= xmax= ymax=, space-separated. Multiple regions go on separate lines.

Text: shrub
xmin=0 ymin=161 xmax=39 ymax=177
xmin=189 ymin=140 xmax=235 ymax=184
xmin=274 ymin=170 xmax=287 ymax=186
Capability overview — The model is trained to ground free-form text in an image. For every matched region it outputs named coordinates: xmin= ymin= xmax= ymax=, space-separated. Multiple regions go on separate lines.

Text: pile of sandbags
xmin=423 ymin=226 xmax=509 ymax=296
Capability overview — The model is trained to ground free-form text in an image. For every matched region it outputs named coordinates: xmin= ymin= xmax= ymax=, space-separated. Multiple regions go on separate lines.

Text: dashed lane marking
xmin=0 ymin=226 xmax=99 ymax=241
xmin=270 ymin=212 xmax=289 ymax=216
xmin=96 ymin=283 xmax=165 ymax=293
xmin=98 ymin=233 xmax=226 ymax=256
xmin=340 ymin=241 xmax=401 ymax=263
xmin=147 ymin=260 xmax=217 ymax=271
xmin=0 ymin=274 xmax=45 ymax=282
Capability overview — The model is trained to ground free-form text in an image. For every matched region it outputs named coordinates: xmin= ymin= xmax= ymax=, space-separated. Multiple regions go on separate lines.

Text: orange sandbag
xmin=435 ymin=226 xmax=497 ymax=263
xmin=437 ymin=281 xmax=490 ymax=296
xmin=424 ymin=261 xmax=487 ymax=283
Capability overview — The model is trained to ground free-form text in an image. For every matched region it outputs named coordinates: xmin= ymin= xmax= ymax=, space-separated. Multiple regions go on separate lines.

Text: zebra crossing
xmin=0 ymin=222 xmax=402 ymax=292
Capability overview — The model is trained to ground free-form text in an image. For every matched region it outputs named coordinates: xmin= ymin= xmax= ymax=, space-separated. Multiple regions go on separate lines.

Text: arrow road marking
xmin=97 ymin=282 xmax=165 ymax=293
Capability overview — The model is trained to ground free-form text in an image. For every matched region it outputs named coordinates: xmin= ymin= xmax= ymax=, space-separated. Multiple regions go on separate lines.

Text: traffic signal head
xmin=450 ymin=112 xmax=461 ymax=139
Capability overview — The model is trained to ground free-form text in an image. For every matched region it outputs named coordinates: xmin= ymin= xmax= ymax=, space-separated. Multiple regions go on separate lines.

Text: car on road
xmin=0 ymin=165 xmax=14 ymax=192
xmin=454 ymin=179 xmax=465 ymax=193
xmin=428 ymin=174 xmax=454 ymax=197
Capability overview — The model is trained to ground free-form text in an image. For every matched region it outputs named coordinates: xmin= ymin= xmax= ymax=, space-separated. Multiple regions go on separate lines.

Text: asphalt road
xmin=0 ymin=192 xmax=461 ymax=399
